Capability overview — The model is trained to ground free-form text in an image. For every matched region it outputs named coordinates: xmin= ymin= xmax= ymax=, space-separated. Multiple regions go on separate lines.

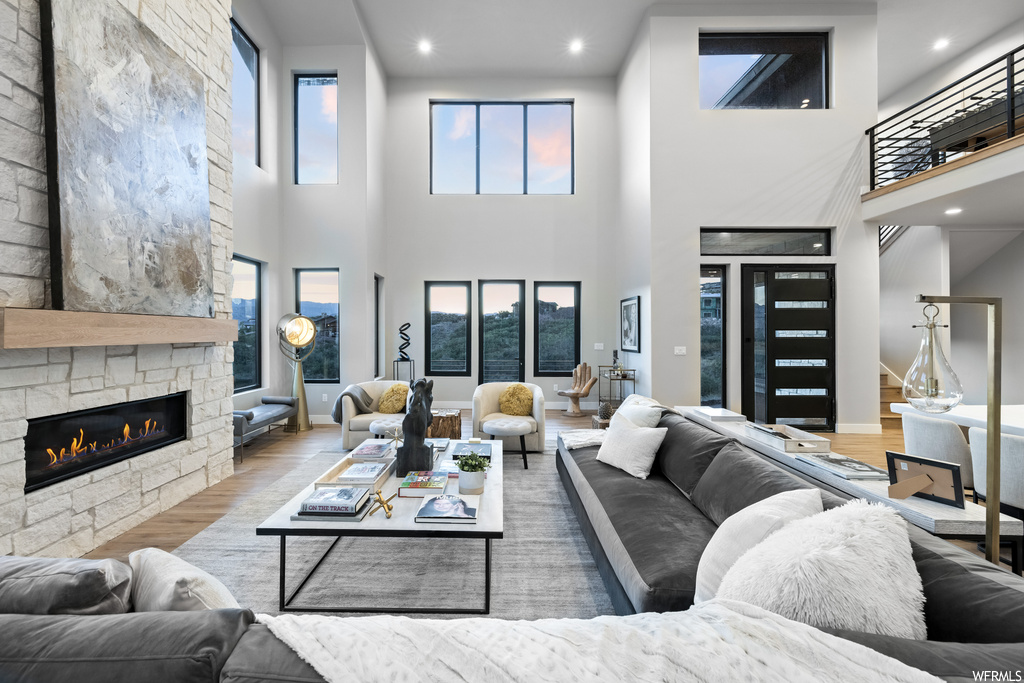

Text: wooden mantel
xmin=0 ymin=308 xmax=237 ymax=349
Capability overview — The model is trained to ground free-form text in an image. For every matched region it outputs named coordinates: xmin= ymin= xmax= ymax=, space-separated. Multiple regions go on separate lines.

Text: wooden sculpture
xmin=557 ymin=362 xmax=598 ymax=417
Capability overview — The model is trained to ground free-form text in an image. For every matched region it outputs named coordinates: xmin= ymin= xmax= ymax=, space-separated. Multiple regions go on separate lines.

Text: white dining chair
xmin=902 ymin=411 xmax=974 ymax=490
xmin=968 ymin=427 xmax=1024 ymax=516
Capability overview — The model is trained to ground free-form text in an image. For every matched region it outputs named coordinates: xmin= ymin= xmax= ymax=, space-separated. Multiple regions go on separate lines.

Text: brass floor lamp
xmin=904 ymin=294 xmax=1002 ymax=567
xmin=277 ymin=313 xmax=316 ymax=433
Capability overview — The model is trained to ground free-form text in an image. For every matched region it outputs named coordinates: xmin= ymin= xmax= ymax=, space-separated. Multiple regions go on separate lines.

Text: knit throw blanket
xmin=258 ymin=599 xmax=939 ymax=683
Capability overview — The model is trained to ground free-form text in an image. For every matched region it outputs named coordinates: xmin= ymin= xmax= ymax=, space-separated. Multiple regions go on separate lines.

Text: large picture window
xmin=699 ymin=33 xmax=828 ymax=110
xmin=431 ymin=101 xmax=573 ymax=195
xmin=230 ymin=19 xmax=259 ymax=165
xmin=296 ymin=269 xmax=340 ymax=383
xmin=534 ymin=282 xmax=580 ymax=377
xmin=425 ymin=281 xmax=471 ymax=377
xmin=295 ymin=74 xmax=339 ymax=184
xmin=231 ymin=255 xmax=261 ymax=393
xmin=479 ymin=280 xmax=525 ymax=383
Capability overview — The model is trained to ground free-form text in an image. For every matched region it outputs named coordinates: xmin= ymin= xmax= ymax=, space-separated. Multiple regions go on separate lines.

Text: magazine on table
xmin=398 ymin=471 xmax=448 ymax=497
xmin=435 ymin=459 xmax=488 ymax=479
xmin=452 ymin=442 xmax=492 ymax=459
xmin=415 ymin=494 xmax=480 ymax=524
xmin=795 ymin=452 xmax=889 ymax=480
xmin=350 ymin=441 xmax=395 ymax=458
xmin=335 ymin=461 xmax=390 ymax=484
xmin=298 ymin=487 xmax=371 ymax=514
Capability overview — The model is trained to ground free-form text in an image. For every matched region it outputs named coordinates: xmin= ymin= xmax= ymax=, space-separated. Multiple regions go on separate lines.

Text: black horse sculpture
xmin=396 ymin=378 xmax=434 ymax=476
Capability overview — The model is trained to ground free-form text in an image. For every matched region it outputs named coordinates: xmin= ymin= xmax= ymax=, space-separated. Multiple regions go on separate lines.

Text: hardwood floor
xmin=90 ymin=411 xmax=1001 ymax=570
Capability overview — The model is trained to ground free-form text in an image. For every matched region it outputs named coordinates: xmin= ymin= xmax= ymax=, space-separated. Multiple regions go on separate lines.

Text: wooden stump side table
xmin=427 ymin=410 xmax=462 ymax=439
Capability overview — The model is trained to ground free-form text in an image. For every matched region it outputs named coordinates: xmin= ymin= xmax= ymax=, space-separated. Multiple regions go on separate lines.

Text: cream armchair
xmin=472 ymin=382 xmax=546 ymax=466
xmin=968 ymin=427 xmax=1024 ymax=515
xmin=332 ymin=380 xmax=411 ymax=450
xmin=902 ymin=411 xmax=974 ymax=489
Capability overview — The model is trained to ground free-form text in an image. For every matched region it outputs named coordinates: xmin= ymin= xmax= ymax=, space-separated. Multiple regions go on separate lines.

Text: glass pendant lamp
xmin=902 ymin=304 xmax=963 ymax=413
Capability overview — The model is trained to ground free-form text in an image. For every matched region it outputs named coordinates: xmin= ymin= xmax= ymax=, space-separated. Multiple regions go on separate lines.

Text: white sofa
xmin=333 ymin=381 xmax=412 ymax=450
xmin=471 ymin=382 xmax=546 ymax=454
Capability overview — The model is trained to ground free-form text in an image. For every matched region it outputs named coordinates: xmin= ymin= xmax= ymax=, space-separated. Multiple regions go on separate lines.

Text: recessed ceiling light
xmin=813 ymin=243 xmax=823 ymax=248
xmin=802 ymin=99 xmax=810 ymax=104
xmin=800 ymin=103 xmax=808 ymax=109
xmin=418 ymin=39 xmax=432 ymax=55
xmin=569 ymin=39 xmax=583 ymax=54
xmin=934 ymin=38 xmax=950 ymax=50
xmin=944 ymin=207 xmax=962 ymax=215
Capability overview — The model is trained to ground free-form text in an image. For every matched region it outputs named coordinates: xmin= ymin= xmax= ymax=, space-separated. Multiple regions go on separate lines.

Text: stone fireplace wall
xmin=0 ymin=0 xmax=235 ymax=557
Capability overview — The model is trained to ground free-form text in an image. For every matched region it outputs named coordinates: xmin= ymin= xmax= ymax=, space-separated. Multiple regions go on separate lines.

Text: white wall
xmin=645 ymin=6 xmax=881 ymax=432
xmin=231 ymin=0 xmax=285 ymax=409
xmin=879 ymin=18 xmax=1024 ymax=121
xmin=616 ymin=19 xmax=654 ymax=398
xmin=384 ymin=77 xmax=620 ymax=408
xmin=951 ymin=231 xmax=1024 ymax=404
xmin=879 ymin=226 xmax=949 ymax=384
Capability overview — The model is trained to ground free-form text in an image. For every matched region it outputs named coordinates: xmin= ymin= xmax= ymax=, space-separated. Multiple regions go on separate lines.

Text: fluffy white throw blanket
xmin=258 ymin=599 xmax=939 ymax=683
xmin=558 ymin=429 xmax=607 ymax=449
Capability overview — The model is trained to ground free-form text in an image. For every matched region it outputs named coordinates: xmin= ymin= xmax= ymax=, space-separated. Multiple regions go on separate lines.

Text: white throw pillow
xmin=618 ymin=394 xmax=661 ymax=410
xmin=129 ymin=548 xmax=240 ymax=612
xmin=717 ymin=499 xmax=927 ymax=639
xmin=694 ymin=489 xmax=822 ymax=603
xmin=609 ymin=404 xmax=662 ymax=430
xmin=595 ymin=420 xmax=668 ymax=479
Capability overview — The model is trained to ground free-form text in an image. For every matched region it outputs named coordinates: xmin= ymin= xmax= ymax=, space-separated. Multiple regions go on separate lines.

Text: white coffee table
xmin=257 ymin=439 xmax=504 ymax=613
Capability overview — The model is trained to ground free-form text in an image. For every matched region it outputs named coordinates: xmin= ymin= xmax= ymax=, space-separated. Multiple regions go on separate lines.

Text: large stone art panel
xmin=40 ymin=0 xmax=214 ymax=317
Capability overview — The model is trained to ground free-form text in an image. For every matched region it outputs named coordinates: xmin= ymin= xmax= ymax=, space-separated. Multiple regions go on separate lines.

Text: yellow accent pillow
xmin=377 ymin=384 xmax=408 ymax=414
xmin=499 ymin=383 xmax=533 ymax=416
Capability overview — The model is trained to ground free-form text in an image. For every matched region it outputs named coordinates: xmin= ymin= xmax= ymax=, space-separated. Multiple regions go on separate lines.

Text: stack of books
xmin=398 ymin=471 xmax=448 ymax=497
xmin=350 ymin=441 xmax=395 ymax=459
xmin=333 ymin=461 xmax=391 ymax=486
xmin=292 ymin=487 xmax=371 ymax=521
xmin=414 ymin=494 xmax=481 ymax=524
xmin=452 ymin=442 xmax=491 ymax=461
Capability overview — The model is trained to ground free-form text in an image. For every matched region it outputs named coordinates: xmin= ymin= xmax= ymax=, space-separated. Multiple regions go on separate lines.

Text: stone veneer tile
xmin=70 ymin=347 xmax=105 ymax=379
xmin=25 ymin=382 xmax=70 ymax=417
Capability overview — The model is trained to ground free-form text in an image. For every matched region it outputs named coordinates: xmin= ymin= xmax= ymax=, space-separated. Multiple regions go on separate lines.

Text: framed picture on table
xmin=620 ymin=296 xmax=640 ymax=353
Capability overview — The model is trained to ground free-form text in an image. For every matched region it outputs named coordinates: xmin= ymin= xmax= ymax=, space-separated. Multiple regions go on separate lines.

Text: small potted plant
xmin=457 ymin=452 xmax=490 ymax=495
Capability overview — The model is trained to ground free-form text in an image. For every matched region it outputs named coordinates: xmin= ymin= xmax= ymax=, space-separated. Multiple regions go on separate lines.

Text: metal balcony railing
xmin=867 ymin=44 xmax=1023 ymax=191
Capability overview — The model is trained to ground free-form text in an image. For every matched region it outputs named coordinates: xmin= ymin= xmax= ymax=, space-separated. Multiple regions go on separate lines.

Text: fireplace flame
xmin=42 ymin=419 xmax=167 ymax=469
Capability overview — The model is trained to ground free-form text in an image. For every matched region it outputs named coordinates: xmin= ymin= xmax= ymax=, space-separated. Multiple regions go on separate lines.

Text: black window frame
xmin=533 ymin=281 xmax=581 ymax=378
xmin=429 ymin=100 xmax=575 ymax=195
xmin=478 ymin=279 xmax=526 ymax=384
xmin=374 ymin=273 xmax=383 ymax=378
xmin=293 ymin=72 xmax=339 ymax=185
xmin=424 ymin=281 xmax=472 ymax=378
xmin=699 ymin=227 xmax=832 ymax=256
xmin=294 ymin=267 xmax=340 ymax=384
xmin=231 ymin=254 xmax=261 ymax=394
xmin=230 ymin=18 xmax=260 ymax=167
xmin=699 ymin=32 xmax=830 ymax=110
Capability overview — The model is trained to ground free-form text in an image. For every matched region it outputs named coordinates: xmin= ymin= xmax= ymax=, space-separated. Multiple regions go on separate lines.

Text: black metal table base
xmin=278 ymin=535 xmax=493 ymax=613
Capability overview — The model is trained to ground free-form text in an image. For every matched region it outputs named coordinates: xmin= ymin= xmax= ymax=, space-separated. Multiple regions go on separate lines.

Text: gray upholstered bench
xmin=233 ymin=396 xmax=298 ymax=454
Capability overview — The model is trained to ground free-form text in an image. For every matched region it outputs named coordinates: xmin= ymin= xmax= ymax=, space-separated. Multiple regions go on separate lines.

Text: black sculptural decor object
xmin=396 ymin=378 xmax=434 ymax=476
xmin=393 ymin=322 xmax=415 ymax=381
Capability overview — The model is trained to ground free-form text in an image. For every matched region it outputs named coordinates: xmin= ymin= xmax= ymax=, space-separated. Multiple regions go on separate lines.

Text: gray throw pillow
xmin=653 ymin=413 xmax=734 ymax=498
xmin=0 ymin=556 xmax=132 ymax=615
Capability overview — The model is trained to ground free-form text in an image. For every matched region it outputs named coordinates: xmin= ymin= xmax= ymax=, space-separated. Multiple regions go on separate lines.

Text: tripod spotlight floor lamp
xmin=903 ymin=294 xmax=1002 ymax=567
xmin=278 ymin=313 xmax=316 ymax=433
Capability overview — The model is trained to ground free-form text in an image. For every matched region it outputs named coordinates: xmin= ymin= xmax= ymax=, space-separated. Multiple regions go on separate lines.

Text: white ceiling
xmin=251 ymin=1 xmax=1024 ymax=94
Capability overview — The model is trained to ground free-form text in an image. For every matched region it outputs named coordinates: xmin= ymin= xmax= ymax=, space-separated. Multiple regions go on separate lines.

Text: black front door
xmin=741 ymin=265 xmax=836 ymax=431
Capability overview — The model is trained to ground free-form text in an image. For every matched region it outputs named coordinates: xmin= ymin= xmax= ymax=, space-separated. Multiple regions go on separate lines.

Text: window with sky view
xmin=232 ymin=256 xmax=260 ymax=393
xmin=432 ymin=102 xmax=573 ymax=194
xmin=425 ymin=282 xmax=471 ymax=376
xmin=231 ymin=20 xmax=259 ymax=165
xmin=295 ymin=75 xmax=339 ymax=184
xmin=296 ymin=269 xmax=340 ymax=382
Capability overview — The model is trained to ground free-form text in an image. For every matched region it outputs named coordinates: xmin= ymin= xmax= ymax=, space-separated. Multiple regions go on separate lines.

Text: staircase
xmin=880 ymin=373 xmax=905 ymax=430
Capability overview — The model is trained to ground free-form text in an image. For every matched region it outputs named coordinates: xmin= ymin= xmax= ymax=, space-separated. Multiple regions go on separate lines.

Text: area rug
xmin=173 ymin=439 xmax=615 ymax=619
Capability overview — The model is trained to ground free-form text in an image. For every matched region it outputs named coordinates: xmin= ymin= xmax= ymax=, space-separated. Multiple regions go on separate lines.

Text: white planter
xmin=458 ymin=469 xmax=485 ymax=495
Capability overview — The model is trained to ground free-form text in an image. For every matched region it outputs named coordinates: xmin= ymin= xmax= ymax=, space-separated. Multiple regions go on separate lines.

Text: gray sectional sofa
xmin=557 ymin=411 xmax=1024 ymax=681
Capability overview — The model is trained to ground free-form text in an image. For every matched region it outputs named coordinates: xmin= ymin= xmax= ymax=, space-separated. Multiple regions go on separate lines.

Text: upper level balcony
xmin=862 ymin=43 xmax=1024 ymax=226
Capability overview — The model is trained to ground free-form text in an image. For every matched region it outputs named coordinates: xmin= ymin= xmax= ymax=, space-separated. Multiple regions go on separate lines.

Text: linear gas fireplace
xmin=24 ymin=392 xmax=187 ymax=493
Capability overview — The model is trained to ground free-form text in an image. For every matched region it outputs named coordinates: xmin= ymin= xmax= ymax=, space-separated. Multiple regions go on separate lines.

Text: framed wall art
xmin=620 ymin=296 xmax=640 ymax=353
xmin=39 ymin=0 xmax=215 ymax=317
